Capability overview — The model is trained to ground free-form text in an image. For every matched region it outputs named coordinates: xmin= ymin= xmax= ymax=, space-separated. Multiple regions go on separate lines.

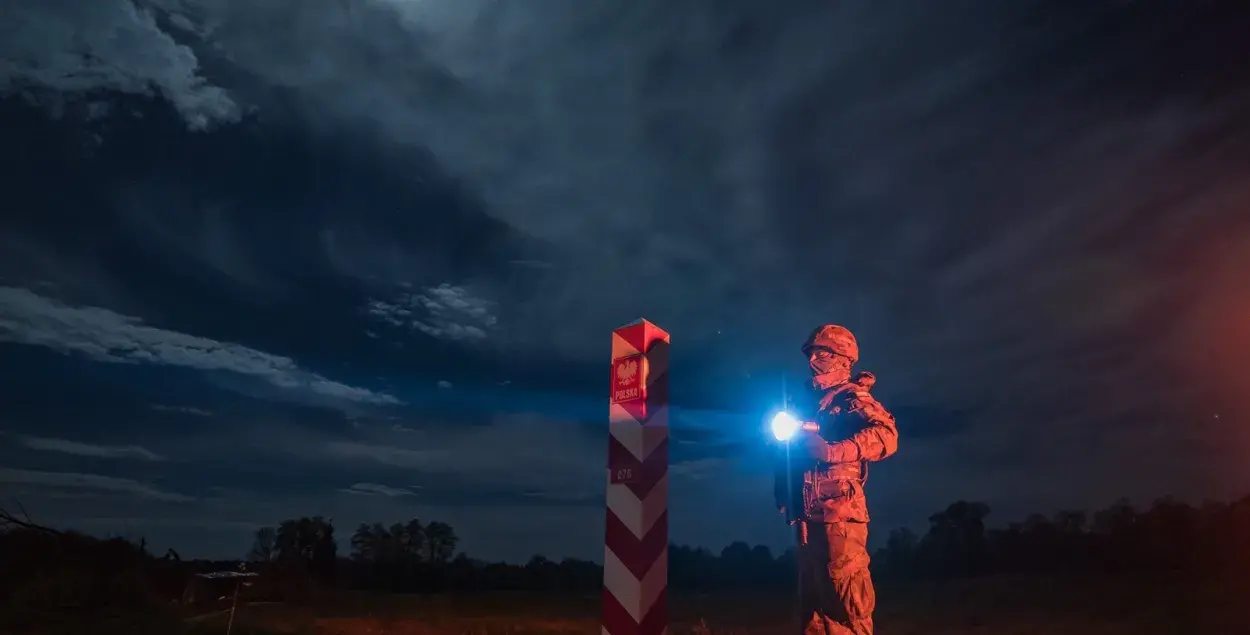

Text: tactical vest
xmin=782 ymin=382 xmax=873 ymax=523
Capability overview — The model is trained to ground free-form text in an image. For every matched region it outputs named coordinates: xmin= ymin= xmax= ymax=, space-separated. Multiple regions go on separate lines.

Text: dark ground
xmin=167 ymin=573 xmax=1243 ymax=635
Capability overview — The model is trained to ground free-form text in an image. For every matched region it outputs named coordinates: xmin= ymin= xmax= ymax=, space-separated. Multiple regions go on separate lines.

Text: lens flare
xmin=771 ymin=411 xmax=801 ymax=441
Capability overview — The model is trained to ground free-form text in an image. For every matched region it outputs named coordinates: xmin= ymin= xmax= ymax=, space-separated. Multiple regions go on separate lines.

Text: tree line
xmin=232 ymin=493 xmax=1250 ymax=594
xmin=875 ymin=494 xmax=1250 ymax=578
xmin=241 ymin=516 xmax=466 ymax=592
xmin=4 ymin=491 xmax=1250 ymax=626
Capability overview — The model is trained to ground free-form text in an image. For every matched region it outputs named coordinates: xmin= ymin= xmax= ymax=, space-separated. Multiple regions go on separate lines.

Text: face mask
xmin=809 ymin=351 xmax=851 ymax=384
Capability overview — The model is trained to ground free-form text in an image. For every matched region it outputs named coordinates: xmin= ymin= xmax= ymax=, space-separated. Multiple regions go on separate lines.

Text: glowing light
xmin=771 ymin=411 xmax=802 ymax=441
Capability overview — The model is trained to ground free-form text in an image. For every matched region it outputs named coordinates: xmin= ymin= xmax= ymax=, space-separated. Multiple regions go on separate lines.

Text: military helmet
xmin=802 ymin=324 xmax=859 ymax=363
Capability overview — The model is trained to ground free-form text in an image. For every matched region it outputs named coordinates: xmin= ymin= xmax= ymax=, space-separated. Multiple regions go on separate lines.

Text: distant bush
xmin=0 ymin=524 xmax=185 ymax=634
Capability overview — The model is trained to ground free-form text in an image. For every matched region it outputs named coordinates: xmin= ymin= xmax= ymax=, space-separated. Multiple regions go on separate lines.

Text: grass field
xmin=177 ymin=573 xmax=1244 ymax=635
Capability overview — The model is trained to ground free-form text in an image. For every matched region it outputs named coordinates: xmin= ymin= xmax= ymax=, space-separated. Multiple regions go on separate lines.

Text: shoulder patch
xmin=848 ymin=394 xmax=893 ymax=423
xmin=843 ymin=391 xmax=873 ymax=407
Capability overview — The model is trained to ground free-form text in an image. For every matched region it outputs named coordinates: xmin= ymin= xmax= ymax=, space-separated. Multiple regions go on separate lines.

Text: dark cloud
xmin=150 ymin=404 xmax=213 ymax=417
xmin=0 ymin=285 xmax=399 ymax=406
xmin=0 ymin=466 xmax=193 ymax=503
xmin=338 ymin=482 xmax=419 ymax=498
xmin=16 ymin=435 xmax=167 ymax=462
xmin=365 ymin=284 xmax=498 ymax=343
xmin=0 ymin=0 xmax=240 ymax=129
xmin=3 ymin=0 xmax=1250 ymax=560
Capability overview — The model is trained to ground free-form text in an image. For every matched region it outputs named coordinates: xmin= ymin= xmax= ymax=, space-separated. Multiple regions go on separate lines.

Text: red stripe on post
xmin=602 ymin=585 xmax=668 ymax=635
xmin=607 ymin=435 xmax=669 ymax=499
xmin=605 ymin=508 xmax=669 ymax=580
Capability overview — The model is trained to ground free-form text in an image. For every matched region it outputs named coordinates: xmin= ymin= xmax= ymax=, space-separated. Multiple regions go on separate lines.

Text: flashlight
xmin=770 ymin=411 xmax=817 ymax=441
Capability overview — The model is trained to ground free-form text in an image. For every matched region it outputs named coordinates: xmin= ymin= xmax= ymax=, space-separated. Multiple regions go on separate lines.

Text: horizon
xmin=21 ymin=484 xmax=1244 ymax=565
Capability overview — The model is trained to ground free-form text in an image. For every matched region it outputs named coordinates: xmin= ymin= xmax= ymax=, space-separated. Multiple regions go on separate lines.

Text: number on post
xmin=611 ymin=466 xmax=636 ymax=484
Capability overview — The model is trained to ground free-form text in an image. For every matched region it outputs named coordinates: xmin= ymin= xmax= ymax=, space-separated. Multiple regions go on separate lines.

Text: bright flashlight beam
xmin=771 ymin=411 xmax=802 ymax=441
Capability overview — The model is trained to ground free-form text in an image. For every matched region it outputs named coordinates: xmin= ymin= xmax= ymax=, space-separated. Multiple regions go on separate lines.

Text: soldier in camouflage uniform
xmin=774 ymin=325 xmax=899 ymax=635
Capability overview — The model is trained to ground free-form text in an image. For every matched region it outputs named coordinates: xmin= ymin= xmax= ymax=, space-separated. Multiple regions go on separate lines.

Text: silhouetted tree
xmin=918 ymin=500 xmax=990 ymax=575
xmin=403 ymin=518 xmax=427 ymax=559
xmin=424 ymin=521 xmax=458 ymax=564
xmin=876 ymin=527 xmax=918 ymax=571
xmin=247 ymin=526 xmax=277 ymax=563
xmin=261 ymin=516 xmax=337 ymax=583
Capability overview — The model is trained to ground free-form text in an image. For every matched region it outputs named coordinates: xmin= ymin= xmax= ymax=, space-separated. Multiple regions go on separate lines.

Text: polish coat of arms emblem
xmin=611 ymin=355 xmax=644 ymax=403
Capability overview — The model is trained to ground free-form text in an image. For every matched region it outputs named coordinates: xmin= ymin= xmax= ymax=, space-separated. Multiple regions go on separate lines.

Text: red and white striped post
xmin=603 ymin=319 xmax=670 ymax=635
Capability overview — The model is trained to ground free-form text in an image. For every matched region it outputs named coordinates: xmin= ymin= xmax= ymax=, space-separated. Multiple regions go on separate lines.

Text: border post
xmin=603 ymin=319 xmax=670 ymax=635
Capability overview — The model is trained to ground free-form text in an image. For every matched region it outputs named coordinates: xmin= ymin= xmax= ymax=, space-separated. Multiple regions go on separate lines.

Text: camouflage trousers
xmin=797 ymin=520 xmax=875 ymax=635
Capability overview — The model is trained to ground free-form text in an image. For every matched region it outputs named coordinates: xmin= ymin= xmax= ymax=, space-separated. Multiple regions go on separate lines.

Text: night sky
xmin=2 ymin=0 xmax=1250 ymax=564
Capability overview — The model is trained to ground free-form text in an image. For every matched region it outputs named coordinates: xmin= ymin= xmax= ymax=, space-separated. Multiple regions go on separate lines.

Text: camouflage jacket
xmin=773 ymin=372 xmax=899 ymax=523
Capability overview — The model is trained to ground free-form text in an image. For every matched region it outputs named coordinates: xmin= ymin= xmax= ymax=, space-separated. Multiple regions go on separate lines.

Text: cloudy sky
xmin=2 ymin=0 xmax=1249 ymax=563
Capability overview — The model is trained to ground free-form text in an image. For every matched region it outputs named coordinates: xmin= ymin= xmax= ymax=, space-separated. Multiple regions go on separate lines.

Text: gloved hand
xmin=799 ymin=430 xmax=831 ymax=462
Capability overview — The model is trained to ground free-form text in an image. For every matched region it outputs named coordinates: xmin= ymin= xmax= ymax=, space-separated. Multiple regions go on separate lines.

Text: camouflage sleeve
xmin=808 ymin=394 xmax=899 ymax=463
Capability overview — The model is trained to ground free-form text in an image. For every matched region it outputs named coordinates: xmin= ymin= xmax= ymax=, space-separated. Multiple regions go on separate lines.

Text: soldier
xmin=774 ymin=324 xmax=899 ymax=635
